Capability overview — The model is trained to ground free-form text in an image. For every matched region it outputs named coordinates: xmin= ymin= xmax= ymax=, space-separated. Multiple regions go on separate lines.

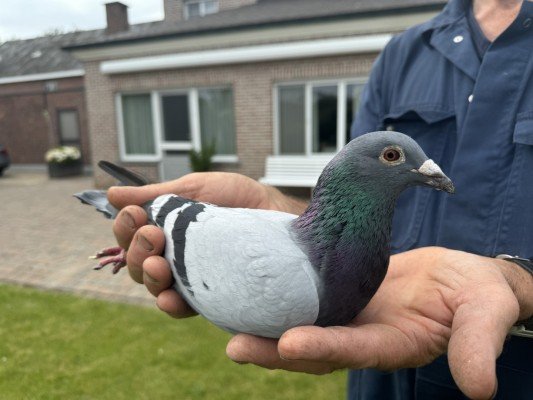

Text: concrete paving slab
xmin=0 ymin=169 xmax=154 ymax=306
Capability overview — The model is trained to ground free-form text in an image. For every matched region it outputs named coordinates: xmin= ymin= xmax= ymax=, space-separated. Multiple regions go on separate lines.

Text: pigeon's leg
xmin=90 ymin=246 xmax=127 ymax=274
xmin=90 ymin=246 xmax=123 ymax=259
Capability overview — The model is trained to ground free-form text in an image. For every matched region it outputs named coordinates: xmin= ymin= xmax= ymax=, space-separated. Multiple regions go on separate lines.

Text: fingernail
xmin=144 ymin=271 xmax=159 ymax=285
xmin=137 ymin=234 xmax=154 ymax=251
xmin=121 ymin=211 xmax=135 ymax=229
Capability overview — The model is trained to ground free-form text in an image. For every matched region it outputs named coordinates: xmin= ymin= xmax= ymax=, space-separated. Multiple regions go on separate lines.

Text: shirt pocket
xmin=380 ymin=106 xmax=455 ymax=252
xmin=495 ymin=114 xmax=533 ymax=258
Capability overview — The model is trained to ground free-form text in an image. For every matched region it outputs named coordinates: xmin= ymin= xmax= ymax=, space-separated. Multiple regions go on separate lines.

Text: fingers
xmin=143 ymin=256 xmax=173 ymax=297
xmin=277 ymin=324 xmax=422 ymax=371
xmin=226 ymin=323 xmax=419 ymax=375
xmin=226 ymin=334 xmax=335 ymax=374
xmin=112 ymin=206 xmax=148 ymax=249
xmin=125 ymin=225 xmax=165 ymax=283
xmin=447 ymin=289 xmax=518 ymax=400
xmin=108 ymin=181 xmax=191 ymax=209
xmin=156 ymin=289 xmax=197 ymax=318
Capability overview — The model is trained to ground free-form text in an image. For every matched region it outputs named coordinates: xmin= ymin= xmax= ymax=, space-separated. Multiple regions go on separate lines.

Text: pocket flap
xmin=384 ymin=106 xmax=455 ymax=125
xmin=514 ymin=118 xmax=533 ymax=145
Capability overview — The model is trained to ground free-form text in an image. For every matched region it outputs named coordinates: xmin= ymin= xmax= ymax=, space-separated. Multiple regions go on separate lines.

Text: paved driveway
xmin=0 ymin=169 xmax=153 ymax=305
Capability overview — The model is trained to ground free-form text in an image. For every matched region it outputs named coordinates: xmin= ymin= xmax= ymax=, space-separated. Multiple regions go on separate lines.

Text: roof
xmin=0 ymin=31 xmax=101 ymax=79
xmin=0 ymin=0 xmax=446 ymax=79
xmin=65 ymin=0 xmax=446 ymax=49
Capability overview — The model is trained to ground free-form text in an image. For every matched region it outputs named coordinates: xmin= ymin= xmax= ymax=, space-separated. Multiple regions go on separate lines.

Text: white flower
xmin=45 ymin=146 xmax=81 ymax=163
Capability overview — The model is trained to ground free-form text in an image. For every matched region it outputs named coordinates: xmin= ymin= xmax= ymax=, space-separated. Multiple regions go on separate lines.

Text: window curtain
xmin=121 ymin=94 xmax=155 ymax=155
xmin=198 ymin=88 xmax=236 ymax=155
xmin=278 ymin=85 xmax=305 ymax=154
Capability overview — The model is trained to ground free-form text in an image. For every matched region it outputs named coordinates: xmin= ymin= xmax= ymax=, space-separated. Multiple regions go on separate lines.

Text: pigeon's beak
xmin=414 ymin=159 xmax=455 ymax=194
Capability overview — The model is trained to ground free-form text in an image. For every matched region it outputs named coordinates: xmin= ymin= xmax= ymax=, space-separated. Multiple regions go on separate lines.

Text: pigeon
xmin=75 ymin=131 xmax=454 ymax=338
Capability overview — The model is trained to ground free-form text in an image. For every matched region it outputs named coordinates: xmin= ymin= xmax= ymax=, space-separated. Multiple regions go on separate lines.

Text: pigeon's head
xmin=329 ymin=131 xmax=454 ymax=195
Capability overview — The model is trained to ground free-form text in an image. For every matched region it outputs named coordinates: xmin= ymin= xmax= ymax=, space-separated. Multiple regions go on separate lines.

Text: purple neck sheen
xmin=292 ymin=160 xmax=397 ymax=327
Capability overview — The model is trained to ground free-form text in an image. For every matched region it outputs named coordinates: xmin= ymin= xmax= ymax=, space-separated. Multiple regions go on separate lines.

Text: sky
xmin=0 ymin=0 xmax=164 ymax=41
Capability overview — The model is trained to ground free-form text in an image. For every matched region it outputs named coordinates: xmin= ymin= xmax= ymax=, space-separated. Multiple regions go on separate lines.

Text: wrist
xmin=265 ymin=185 xmax=308 ymax=215
xmin=494 ymin=258 xmax=533 ymax=321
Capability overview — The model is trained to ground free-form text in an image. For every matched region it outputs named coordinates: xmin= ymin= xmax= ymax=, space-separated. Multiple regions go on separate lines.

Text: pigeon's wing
xmin=150 ymin=195 xmax=320 ymax=338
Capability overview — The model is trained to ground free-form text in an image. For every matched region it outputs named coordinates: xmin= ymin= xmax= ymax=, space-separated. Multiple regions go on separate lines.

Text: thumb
xmin=447 ymin=288 xmax=519 ymax=400
xmin=108 ymin=181 xmax=188 ymax=209
xmin=277 ymin=324 xmax=422 ymax=370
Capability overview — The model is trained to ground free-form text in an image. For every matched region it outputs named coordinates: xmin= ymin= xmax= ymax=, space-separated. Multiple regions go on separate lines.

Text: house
xmin=39 ymin=1 xmax=448 ymax=186
xmin=0 ymin=30 xmax=102 ymax=167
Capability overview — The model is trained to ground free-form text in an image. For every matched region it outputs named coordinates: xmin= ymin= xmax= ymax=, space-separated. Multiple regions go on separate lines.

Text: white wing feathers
xmin=150 ymin=195 xmax=320 ymax=338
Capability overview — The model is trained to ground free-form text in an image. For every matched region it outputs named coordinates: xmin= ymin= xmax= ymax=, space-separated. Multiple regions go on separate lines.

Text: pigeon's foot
xmin=90 ymin=246 xmax=127 ymax=274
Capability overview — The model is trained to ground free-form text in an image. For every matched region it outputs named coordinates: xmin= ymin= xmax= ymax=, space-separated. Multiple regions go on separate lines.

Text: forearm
xmin=495 ymin=258 xmax=533 ymax=321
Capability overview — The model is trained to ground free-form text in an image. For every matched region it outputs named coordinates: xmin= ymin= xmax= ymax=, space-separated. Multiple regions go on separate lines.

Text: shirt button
xmin=468 ymin=94 xmax=474 ymax=103
xmin=524 ymin=18 xmax=532 ymax=29
xmin=453 ymin=35 xmax=464 ymax=43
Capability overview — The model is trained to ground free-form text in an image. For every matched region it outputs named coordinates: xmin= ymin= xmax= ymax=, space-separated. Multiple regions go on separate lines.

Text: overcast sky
xmin=0 ymin=0 xmax=164 ymax=41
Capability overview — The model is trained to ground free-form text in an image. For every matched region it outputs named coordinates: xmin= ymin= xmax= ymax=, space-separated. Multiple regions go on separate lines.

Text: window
xmin=184 ymin=0 xmax=219 ymax=19
xmin=312 ymin=85 xmax=338 ymax=153
xmin=118 ymin=87 xmax=236 ymax=161
xmin=58 ymin=110 xmax=80 ymax=145
xmin=198 ymin=87 xmax=236 ymax=155
xmin=120 ymin=94 xmax=156 ymax=158
xmin=278 ymin=85 xmax=305 ymax=154
xmin=162 ymin=93 xmax=191 ymax=142
xmin=276 ymin=79 xmax=366 ymax=155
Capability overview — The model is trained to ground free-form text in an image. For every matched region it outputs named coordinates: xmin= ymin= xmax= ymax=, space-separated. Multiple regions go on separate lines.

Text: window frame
xmin=116 ymin=85 xmax=237 ymax=163
xmin=183 ymin=0 xmax=219 ymax=20
xmin=273 ymin=77 xmax=367 ymax=156
xmin=56 ymin=108 xmax=81 ymax=146
xmin=115 ymin=91 xmax=162 ymax=162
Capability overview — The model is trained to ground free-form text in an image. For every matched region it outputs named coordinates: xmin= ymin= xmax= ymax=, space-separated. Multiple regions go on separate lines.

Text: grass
xmin=0 ymin=284 xmax=346 ymax=400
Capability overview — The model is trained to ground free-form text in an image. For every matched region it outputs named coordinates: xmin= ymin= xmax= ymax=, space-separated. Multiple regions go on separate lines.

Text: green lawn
xmin=0 ymin=284 xmax=346 ymax=399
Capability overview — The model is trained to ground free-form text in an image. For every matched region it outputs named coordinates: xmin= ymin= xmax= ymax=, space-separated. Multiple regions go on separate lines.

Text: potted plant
xmin=189 ymin=141 xmax=216 ymax=172
xmin=45 ymin=146 xmax=83 ymax=178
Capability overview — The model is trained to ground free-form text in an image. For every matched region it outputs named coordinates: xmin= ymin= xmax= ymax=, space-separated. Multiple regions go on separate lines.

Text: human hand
xmin=224 ymin=247 xmax=533 ymax=400
xmin=107 ymin=172 xmax=307 ymax=316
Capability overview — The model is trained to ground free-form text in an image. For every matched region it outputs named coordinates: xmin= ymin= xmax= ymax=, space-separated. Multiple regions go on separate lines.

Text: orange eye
xmin=383 ymin=149 xmax=401 ymax=162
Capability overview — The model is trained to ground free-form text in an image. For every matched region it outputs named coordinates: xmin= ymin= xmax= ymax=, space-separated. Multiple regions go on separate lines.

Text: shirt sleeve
xmin=350 ymin=46 xmax=387 ymax=139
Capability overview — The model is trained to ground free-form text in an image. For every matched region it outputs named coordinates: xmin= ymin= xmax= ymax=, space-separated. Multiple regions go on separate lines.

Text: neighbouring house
xmin=0 ymin=31 xmax=102 ymax=167
xmin=60 ymin=0 xmax=446 ymax=188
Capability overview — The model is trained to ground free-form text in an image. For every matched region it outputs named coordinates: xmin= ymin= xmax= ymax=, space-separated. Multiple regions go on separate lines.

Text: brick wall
xmin=0 ymin=77 xmax=91 ymax=165
xmin=84 ymin=54 xmax=376 ymax=188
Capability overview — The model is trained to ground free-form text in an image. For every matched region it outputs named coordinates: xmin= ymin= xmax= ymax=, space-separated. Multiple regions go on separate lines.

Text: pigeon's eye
xmin=380 ymin=146 xmax=404 ymax=165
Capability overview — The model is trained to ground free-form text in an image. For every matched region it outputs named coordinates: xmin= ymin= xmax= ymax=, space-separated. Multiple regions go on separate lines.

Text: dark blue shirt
xmin=349 ymin=0 xmax=533 ymax=398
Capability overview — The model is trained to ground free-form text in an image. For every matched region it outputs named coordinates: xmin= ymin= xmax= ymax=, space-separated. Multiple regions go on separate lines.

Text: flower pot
xmin=47 ymin=160 xmax=83 ymax=178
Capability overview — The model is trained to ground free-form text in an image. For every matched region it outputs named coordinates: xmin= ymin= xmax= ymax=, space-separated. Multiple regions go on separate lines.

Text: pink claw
xmin=91 ymin=247 xmax=127 ymax=273
xmin=89 ymin=246 xmax=123 ymax=259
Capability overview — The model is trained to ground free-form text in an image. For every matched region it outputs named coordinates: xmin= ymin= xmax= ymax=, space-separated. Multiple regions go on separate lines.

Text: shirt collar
xmin=422 ymin=0 xmax=480 ymax=80
xmin=421 ymin=0 xmax=533 ymax=77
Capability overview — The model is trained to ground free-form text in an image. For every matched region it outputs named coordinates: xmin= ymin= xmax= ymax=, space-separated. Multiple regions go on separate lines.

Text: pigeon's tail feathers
xmin=73 ymin=190 xmax=119 ymax=219
xmin=98 ymin=161 xmax=151 ymax=186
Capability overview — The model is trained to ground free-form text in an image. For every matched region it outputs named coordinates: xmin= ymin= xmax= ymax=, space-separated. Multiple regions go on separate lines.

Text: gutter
xmin=0 ymin=69 xmax=85 ymax=85
xmin=100 ymin=34 xmax=392 ymax=74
